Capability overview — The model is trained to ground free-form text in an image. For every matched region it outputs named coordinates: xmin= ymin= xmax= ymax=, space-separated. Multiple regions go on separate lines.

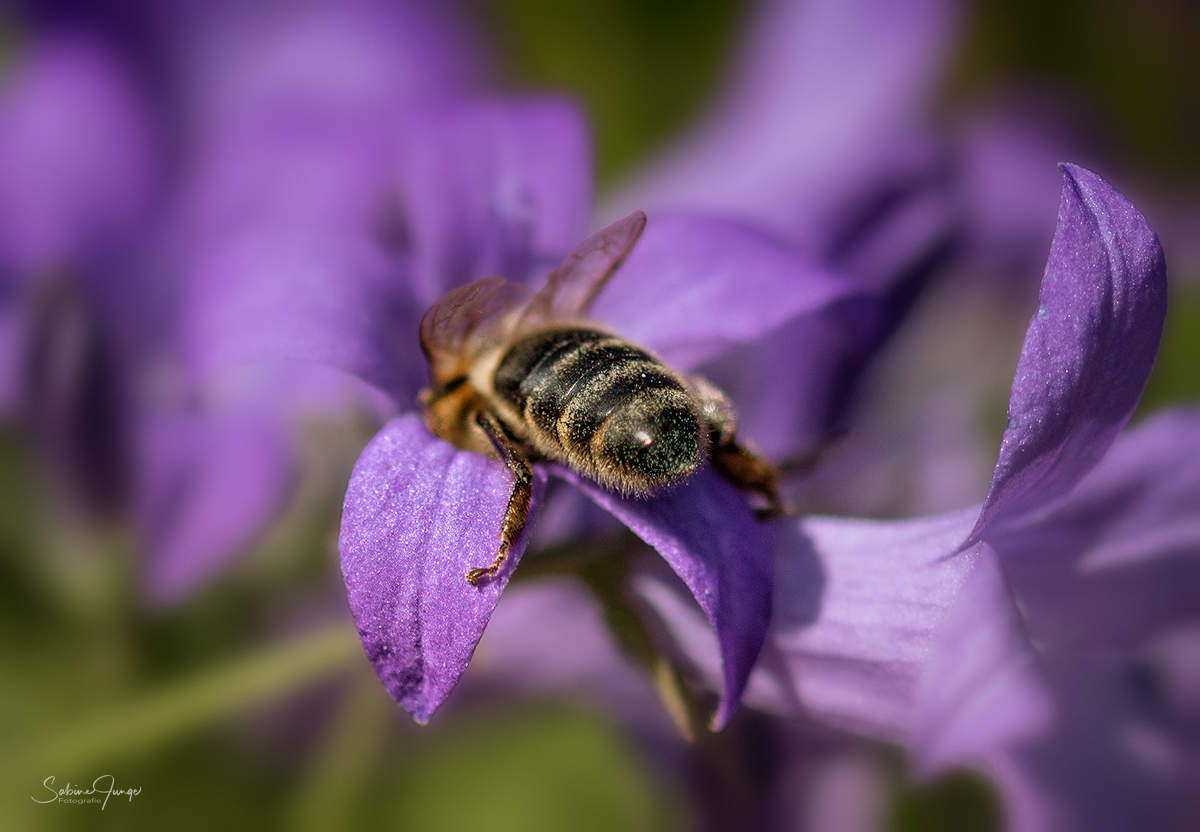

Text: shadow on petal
xmin=566 ymin=466 xmax=773 ymax=730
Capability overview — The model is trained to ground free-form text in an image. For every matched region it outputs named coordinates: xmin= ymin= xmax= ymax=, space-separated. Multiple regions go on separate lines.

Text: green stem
xmin=286 ymin=670 xmax=395 ymax=832
xmin=4 ymin=621 xmax=363 ymax=775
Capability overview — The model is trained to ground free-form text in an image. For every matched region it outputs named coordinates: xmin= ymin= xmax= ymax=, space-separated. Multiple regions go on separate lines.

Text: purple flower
xmin=0 ymin=0 xmax=939 ymax=614
xmin=635 ymin=165 xmax=1194 ymax=829
xmin=338 ymin=210 xmax=875 ymax=728
xmin=0 ymin=34 xmax=155 ymax=276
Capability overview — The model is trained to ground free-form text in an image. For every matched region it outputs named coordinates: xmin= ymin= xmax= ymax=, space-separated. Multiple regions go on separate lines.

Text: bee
xmin=419 ymin=211 xmax=785 ymax=586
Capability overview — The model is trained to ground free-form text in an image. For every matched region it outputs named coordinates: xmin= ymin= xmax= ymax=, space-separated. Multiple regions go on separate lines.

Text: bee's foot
xmin=465 ymin=548 xmax=509 ymax=586
xmin=464 ymin=566 xmax=496 ymax=586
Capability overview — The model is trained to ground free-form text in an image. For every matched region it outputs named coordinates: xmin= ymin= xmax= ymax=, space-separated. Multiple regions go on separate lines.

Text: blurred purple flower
xmin=606 ymin=0 xmax=960 ymax=293
xmin=955 ymin=102 xmax=1092 ymax=283
xmin=0 ymin=1 xmax=485 ymax=599
xmin=0 ymin=32 xmax=158 ymax=514
xmin=0 ymin=34 xmax=154 ymax=276
xmin=147 ymin=0 xmax=486 ymax=601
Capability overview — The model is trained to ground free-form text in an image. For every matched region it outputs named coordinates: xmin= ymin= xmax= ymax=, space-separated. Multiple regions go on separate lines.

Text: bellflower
xmin=632 ymin=166 xmax=1198 ymax=830
xmin=0 ymin=0 xmax=939 ymax=613
xmin=174 ymin=35 xmax=897 ymax=724
xmin=459 ymin=1 xmax=1195 ymax=821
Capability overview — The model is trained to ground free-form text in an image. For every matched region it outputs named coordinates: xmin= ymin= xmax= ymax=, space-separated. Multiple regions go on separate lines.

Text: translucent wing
xmin=420 ymin=275 xmax=531 ymax=380
xmin=518 ymin=211 xmax=647 ymax=328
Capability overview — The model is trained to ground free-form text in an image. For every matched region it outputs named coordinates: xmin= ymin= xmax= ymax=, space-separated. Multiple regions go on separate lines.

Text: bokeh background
xmin=1 ymin=1 xmax=1197 ymax=830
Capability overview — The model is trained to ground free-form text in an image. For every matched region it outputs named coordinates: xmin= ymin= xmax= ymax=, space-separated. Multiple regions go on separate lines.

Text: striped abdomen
xmin=492 ymin=327 xmax=705 ymax=494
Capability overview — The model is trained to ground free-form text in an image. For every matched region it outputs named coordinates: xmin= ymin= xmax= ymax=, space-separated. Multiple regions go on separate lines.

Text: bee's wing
xmin=420 ymin=275 xmax=532 ymax=377
xmin=519 ymin=211 xmax=647 ymax=326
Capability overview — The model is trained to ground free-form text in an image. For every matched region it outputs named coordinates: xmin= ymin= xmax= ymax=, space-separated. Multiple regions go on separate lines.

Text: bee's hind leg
xmin=710 ymin=441 xmax=788 ymax=519
xmin=465 ymin=411 xmax=534 ymax=586
xmin=687 ymin=375 xmax=790 ymax=520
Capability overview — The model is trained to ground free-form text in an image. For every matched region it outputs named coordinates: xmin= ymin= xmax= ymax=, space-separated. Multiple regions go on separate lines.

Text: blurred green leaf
xmin=950 ymin=0 xmax=1200 ymax=186
xmin=3 ymin=622 xmax=360 ymax=778
xmin=380 ymin=705 xmax=679 ymax=832
xmin=889 ymin=765 xmax=1003 ymax=832
xmin=1136 ymin=285 xmax=1200 ymax=416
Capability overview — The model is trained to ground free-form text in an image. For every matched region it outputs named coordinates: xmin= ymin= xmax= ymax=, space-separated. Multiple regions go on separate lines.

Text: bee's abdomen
xmin=494 ymin=328 xmax=704 ymax=491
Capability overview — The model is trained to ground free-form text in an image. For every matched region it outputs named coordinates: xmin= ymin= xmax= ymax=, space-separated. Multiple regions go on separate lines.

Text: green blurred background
xmin=2 ymin=1 xmax=1197 ymax=830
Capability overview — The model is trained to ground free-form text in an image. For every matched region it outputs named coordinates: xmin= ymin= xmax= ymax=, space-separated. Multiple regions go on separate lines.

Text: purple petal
xmin=182 ymin=0 xmax=476 ymax=138
xmin=967 ymin=165 xmax=1167 ymax=544
xmin=339 ymin=414 xmax=546 ymax=723
xmin=817 ymin=157 xmax=959 ymax=296
xmin=394 ymin=97 xmax=592 ymax=304
xmin=909 ymin=547 xmax=1054 ymax=773
xmin=182 ymin=227 xmax=420 ymax=401
xmin=746 ymin=508 xmax=982 ymax=739
xmin=603 ymin=0 xmax=958 ymax=249
xmin=990 ymin=654 xmax=1196 ymax=832
xmin=759 ymin=515 xmax=1052 ymax=772
xmin=564 ymin=467 xmax=773 ymax=730
xmin=138 ymin=408 xmax=294 ymax=603
xmin=693 ymin=297 xmax=882 ymax=461
xmin=992 ymin=407 xmax=1200 ymax=653
xmin=176 ymin=0 xmax=482 ymax=253
xmin=0 ymin=35 xmax=156 ymax=273
xmin=178 ymin=1 xmax=475 ymax=248
xmin=184 ymin=111 xmax=393 ymax=247
xmin=591 ymin=214 xmax=866 ymax=370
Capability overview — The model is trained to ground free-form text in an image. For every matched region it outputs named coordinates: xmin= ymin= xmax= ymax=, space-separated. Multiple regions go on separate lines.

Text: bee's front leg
xmin=686 ymin=375 xmax=789 ymax=519
xmin=466 ymin=411 xmax=534 ymax=586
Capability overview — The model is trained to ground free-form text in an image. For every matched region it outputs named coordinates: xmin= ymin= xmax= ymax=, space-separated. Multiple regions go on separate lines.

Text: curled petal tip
xmin=967 ymin=164 xmax=1166 ymax=545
